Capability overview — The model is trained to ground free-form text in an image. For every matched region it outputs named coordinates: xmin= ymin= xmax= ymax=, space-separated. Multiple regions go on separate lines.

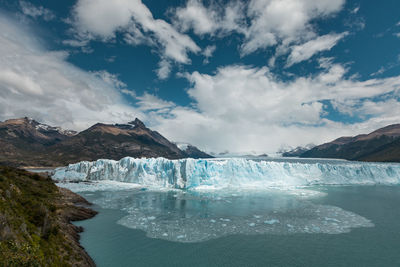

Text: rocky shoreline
xmin=57 ymin=187 xmax=98 ymax=267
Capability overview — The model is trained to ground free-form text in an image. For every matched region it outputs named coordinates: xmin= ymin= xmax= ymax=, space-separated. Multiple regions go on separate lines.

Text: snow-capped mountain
xmin=0 ymin=117 xmax=211 ymax=166
xmin=175 ymin=142 xmax=213 ymax=159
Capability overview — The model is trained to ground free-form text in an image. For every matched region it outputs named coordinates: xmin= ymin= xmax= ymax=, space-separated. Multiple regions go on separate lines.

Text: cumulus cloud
xmin=172 ymin=0 xmax=245 ymax=36
xmin=71 ymin=0 xmax=200 ymax=65
xmin=173 ymin=0 xmax=218 ymax=35
xmin=147 ymin=64 xmax=400 ymax=154
xmin=172 ymin=0 xmax=345 ymax=65
xmin=68 ymin=0 xmax=347 ymax=77
xmin=242 ymin=0 xmax=345 ymax=54
xmin=0 ymin=15 xmax=141 ymax=130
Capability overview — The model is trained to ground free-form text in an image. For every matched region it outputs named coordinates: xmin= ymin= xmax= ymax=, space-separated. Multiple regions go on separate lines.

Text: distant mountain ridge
xmin=284 ymin=124 xmax=400 ymax=162
xmin=281 ymin=144 xmax=315 ymax=157
xmin=0 ymin=117 xmax=212 ymax=167
xmin=175 ymin=142 xmax=213 ymax=159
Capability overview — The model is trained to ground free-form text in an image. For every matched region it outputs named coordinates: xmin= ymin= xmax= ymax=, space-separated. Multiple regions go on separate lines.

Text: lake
xmin=53 ymin=157 xmax=400 ymax=266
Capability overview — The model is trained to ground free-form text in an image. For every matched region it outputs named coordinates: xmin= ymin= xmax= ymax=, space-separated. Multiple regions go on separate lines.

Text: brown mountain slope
xmin=48 ymin=119 xmax=185 ymax=165
xmin=0 ymin=118 xmax=76 ymax=166
xmin=0 ymin=117 xmax=211 ymax=167
xmin=299 ymin=124 xmax=400 ymax=162
xmin=357 ymin=137 xmax=400 ymax=162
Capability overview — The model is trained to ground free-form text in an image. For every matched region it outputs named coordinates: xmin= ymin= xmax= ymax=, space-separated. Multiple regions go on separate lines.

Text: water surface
xmin=72 ymin=185 xmax=400 ymax=266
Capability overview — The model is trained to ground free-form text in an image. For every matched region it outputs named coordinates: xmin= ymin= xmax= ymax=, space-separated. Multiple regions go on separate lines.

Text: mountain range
xmin=0 ymin=117 xmax=212 ymax=167
xmin=283 ymin=124 xmax=400 ymax=162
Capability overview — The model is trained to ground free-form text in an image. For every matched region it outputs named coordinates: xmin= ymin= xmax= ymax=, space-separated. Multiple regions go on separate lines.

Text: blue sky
xmin=0 ymin=0 xmax=399 ymax=154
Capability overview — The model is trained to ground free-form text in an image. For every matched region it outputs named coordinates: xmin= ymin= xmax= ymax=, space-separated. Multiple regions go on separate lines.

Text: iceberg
xmin=52 ymin=157 xmax=400 ymax=189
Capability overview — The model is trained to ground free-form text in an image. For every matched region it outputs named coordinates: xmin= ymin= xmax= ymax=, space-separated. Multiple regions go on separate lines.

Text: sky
xmin=0 ymin=0 xmax=400 ymax=154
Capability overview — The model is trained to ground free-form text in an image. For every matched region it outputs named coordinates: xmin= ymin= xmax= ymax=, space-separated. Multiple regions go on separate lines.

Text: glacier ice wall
xmin=52 ymin=157 xmax=400 ymax=189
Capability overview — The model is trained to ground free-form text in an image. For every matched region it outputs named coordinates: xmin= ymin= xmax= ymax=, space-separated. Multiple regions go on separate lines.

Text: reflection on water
xmin=82 ymin=188 xmax=374 ymax=243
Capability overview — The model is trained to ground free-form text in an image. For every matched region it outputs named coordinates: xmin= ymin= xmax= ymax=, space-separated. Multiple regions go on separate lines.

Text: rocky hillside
xmin=0 ymin=166 xmax=96 ymax=266
xmin=0 ymin=117 xmax=212 ymax=167
xmin=291 ymin=124 xmax=400 ymax=162
xmin=47 ymin=118 xmax=185 ymax=165
xmin=0 ymin=118 xmax=76 ymax=166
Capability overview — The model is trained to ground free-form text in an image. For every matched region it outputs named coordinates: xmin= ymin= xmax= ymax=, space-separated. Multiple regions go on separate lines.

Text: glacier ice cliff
xmin=52 ymin=157 xmax=400 ymax=189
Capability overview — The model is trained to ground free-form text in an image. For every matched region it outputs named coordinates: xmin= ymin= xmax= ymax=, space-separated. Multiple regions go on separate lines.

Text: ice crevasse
xmin=52 ymin=157 xmax=400 ymax=189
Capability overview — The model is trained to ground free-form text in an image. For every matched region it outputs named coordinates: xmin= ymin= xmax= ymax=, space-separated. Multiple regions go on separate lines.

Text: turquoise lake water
xmin=72 ymin=185 xmax=400 ymax=267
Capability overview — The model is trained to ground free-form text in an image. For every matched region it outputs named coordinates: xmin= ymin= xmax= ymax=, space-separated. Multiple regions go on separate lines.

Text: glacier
xmin=52 ymin=157 xmax=400 ymax=189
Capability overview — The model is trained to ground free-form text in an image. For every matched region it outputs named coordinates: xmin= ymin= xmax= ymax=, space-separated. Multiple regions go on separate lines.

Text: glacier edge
xmin=52 ymin=157 xmax=400 ymax=189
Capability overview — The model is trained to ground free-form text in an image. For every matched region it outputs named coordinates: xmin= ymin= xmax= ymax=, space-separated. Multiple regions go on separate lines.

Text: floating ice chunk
xmin=264 ymin=219 xmax=280 ymax=225
xmin=325 ymin=217 xmax=340 ymax=223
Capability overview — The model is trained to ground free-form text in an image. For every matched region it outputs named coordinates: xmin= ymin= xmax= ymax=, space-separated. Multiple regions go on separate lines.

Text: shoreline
xmin=22 ymin=167 xmax=98 ymax=265
xmin=57 ymin=186 xmax=98 ymax=267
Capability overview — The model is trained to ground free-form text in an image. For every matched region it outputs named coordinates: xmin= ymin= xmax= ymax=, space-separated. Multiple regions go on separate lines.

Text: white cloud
xmin=0 ymin=15 xmax=141 ymax=130
xmin=71 ymin=0 xmax=200 ymax=65
xmin=370 ymin=66 xmax=386 ymax=77
xmin=136 ymin=92 xmax=176 ymax=111
xmin=202 ymin=45 xmax=216 ymax=64
xmin=344 ymin=16 xmax=365 ymax=31
xmin=173 ymin=0 xmax=218 ymax=35
xmin=120 ymin=89 xmax=136 ymax=98
xmin=241 ymin=0 xmax=345 ymax=55
xmin=286 ymin=32 xmax=347 ymax=67
xmin=351 ymin=6 xmax=360 ymax=14
xmin=148 ymin=64 xmax=400 ymax=154
xmin=70 ymin=0 xmax=347 ymax=77
xmin=172 ymin=0 xmax=245 ymax=36
xmin=123 ymin=22 xmax=153 ymax=46
xmin=62 ymin=39 xmax=89 ymax=47
xmin=19 ymin=1 xmax=55 ymax=21
xmin=172 ymin=0 xmax=345 ymax=65
xmin=156 ymin=59 xmax=171 ymax=80
xmin=91 ymin=70 xmax=127 ymax=90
